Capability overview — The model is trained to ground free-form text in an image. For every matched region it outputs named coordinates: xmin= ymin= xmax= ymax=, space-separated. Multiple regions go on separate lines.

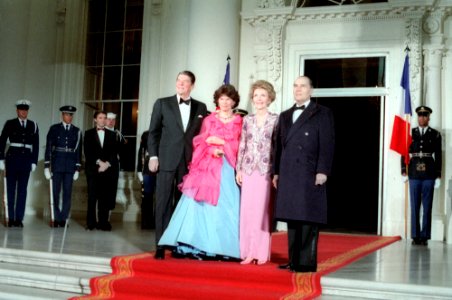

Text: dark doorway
xmin=316 ymin=97 xmax=381 ymax=234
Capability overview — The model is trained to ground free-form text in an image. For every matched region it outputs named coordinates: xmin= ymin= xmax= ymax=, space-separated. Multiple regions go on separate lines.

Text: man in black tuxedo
xmin=84 ymin=111 xmax=119 ymax=231
xmin=273 ymin=76 xmax=335 ymax=273
xmin=148 ymin=70 xmax=208 ymax=259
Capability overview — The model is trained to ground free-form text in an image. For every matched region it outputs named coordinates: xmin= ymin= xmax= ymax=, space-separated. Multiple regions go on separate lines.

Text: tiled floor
xmin=1 ymin=216 xmax=451 ymax=299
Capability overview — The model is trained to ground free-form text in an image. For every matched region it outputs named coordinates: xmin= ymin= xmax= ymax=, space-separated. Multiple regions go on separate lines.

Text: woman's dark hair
xmin=213 ymin=84 xmax=240 ymax=108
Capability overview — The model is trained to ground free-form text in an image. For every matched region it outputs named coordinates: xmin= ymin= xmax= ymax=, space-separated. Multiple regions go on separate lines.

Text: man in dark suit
xmin=401 ymin=106 xmax=441 ymax=246
xmin=44 ymin=105 xmax=82 ymax=228
xmin=84 ymin=111 xmax=119 ymax=231
xmin=148 ymin=70 xmax=208 ymax=259
xmin=273 ymin=76 xmax=335 ymax=273
xmin=0 ymin=100 xmax=39 ymax=228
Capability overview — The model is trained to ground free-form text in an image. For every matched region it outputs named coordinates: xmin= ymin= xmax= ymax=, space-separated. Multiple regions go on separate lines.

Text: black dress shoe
xmin=411 ymin=238 xmax=421 ymax=245
xmin=15 ymin=221 xmax=24 ymax=228
xmin=154 ymin=248 xmax=165 ymax=260
xmin=86 ymin=224 xmax=97 ymax=231
xmin=7 ymin=220 xmax=15 ymax=227
xmin=171 ymin=250 xmax=187 ymax=259
xmin=51 ymin=221 xmax=59 ymax=228
xmin=278 ymin=263 xmax=293 ymax=270
xmin=420 ymin=239 xmax=428 ymax=246
xmin=98 ymin=222 xmax=112 ymax=231
xmin=291 ymin=265 xmax=317 ymax=273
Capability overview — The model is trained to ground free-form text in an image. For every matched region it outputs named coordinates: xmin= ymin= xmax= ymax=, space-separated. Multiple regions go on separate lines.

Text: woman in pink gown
xmin=158 ymin=84 xmax=242 ymax=259
xmin=236 ymin=80 xmax=278 ymax=265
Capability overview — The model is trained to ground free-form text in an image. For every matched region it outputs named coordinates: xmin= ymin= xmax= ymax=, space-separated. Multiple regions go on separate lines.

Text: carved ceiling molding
xmin=56 ymin=0 xmax=66 ymax=25
xmin=404 ymin=18 xmax=422 ymax=105
xmin=151 ymin=0 xmax=162 ymax=15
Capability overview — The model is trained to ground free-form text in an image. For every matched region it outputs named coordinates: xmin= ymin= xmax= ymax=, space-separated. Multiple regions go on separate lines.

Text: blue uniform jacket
xmin=0 ymin=118 xmax=39 ymax=171
xmin=44 ymin=123 xmax=82 ymax=173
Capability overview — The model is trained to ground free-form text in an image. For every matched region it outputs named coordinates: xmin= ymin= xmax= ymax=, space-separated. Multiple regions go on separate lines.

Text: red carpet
xmin=71 ymin=232 xmax=400 ymax=300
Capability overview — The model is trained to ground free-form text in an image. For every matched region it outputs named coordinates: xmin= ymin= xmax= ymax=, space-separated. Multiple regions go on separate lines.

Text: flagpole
xmin=403 ymin=46 xmax=410 ymax=241
xmin=404 ymin=114 xmax=410 ymax=240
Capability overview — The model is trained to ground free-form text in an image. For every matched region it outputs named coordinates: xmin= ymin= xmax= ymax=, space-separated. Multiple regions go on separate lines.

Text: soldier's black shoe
xmin=411 ymin=238 xmax=421 ymax=245
xmin=98 ymin=222 xmax=112 ymax=231
xmin=7 ymin=220 xmax=15 ymax=227
xmin=291 ymin=265 xmax=317 ymax=273
xmin=15 ymin=221 xmax=24 ymax=228
xmin=421 ymin=239 xmax=428 ymax=246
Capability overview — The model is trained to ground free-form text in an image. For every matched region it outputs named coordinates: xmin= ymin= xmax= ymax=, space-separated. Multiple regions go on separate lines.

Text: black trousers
xmin=287 ymin=221 xmax=319 ymax=268
xmin=154 ymin=157 xmax=187 ymax=244
xmin=86 ymin=172 xmax=112 ymax=227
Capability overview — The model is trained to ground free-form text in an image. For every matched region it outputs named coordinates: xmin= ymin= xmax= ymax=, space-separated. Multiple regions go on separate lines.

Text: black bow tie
xmin=179 ymin=98 xmax=191 ymax=105
xmin=294 ymin=105 xmax=305 ymax=110
xmin=97 ymin=127 xmax=104 ymax=131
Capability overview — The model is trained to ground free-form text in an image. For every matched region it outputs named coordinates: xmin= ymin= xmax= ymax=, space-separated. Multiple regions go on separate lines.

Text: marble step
xmin=0 ymin=260 xmax=99 ymax=294
xmin=0 ymin=282 xmax=79 ymax=300
xmin=321 ymin=277 xmax=452 ymax=300
xmin=0 ymin=247 xmax=111 ymax=273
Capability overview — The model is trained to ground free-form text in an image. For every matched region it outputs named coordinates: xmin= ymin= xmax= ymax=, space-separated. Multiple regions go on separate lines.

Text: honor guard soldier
xmin=0 ymin=100 xmax=39 ymax=227
xmin=137 ymin=130 xmax=156 ymax=229
xmin=44 ymin=105 xmax=82 ymax=227
xmin=401 ymin=106 xmax=442 ymax=246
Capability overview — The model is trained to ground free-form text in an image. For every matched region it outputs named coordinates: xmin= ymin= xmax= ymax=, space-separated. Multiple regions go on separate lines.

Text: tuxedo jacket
xmin=83 ymin=127 xmax=118 ymax=176
xmin=147 ymin=95 xmax=207 ymax=171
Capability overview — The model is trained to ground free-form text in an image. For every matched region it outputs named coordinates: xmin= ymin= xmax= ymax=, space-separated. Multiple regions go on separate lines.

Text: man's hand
xmin=149 ymin=158 xmax=159 ymax=173
xmin=44 ymin=168 xmax=51 ymax=180
xmin=315 ymin=173 xmax=327 ymax=185
xmin=0 ymin=160 xmax=4 ymax=171
xmin=73 ymin=171 xmax=79 ymax=181
xmin=272 ymin=175 xmax=279 ymax=189
xmin=31 ymin=163 xmax=36 ymax=172
xmin=402 ymin=175 xmax=408 ymax=183
xmin=137 ymin=171 xmax=144 ymax=183
xmin=98 ymin=161 xmax=109 ymax=172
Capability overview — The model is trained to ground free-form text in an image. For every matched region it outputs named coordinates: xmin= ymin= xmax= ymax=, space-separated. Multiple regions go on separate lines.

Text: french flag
xmin=390 ymin=53 xmax=412 ymax=165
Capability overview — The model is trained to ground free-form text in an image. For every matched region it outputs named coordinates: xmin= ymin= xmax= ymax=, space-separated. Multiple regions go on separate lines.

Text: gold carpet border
xmin=282 ymin=235 xmax=400 ymax=300
xmin=75 ymin=252 xmax=153 ymax=300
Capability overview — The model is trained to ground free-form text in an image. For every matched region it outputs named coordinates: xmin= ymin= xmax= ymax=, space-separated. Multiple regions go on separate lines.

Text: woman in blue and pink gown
xmin=236 ymin=80 xmax=278 ymax=265
xmin=158 ymin=84 xmax=242 ymax=259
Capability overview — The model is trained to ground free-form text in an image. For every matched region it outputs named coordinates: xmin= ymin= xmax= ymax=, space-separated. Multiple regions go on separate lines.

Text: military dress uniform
xmin=137 ymin=130 xmax=156 ymax=229
xmin=401 ymin=106 xmax=442 ymax=245
xmin=44 ymin=106 xmax=81 ymax=227
xmin=0 ymin=100 xmax=39 ymax=227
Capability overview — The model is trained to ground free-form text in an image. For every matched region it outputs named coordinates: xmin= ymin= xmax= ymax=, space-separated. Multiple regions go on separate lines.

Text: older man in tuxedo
xmin=273 ymin=76 xmax=335 ymax=273
xmin=84 ymin=111 xmax=118 ymax=231
xmin=148 ymin=70 xmax=207 ymax=259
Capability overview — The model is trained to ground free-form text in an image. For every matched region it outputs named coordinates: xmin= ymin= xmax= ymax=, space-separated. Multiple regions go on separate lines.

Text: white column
xmin=423 ymin=46 xmax=445 ymax=241
xmin=186 ymin=0 xmax=241 ymax=111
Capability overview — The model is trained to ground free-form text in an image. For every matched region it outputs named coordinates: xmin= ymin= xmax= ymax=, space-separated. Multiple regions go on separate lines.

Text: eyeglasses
xmin=418 ymin=112 xmax=429 ymax=117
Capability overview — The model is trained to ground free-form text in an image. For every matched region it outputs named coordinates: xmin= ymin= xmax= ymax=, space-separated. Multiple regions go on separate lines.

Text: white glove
xmin=31 ymin=163 xmax=36 ymax=172
xmin=73 ymin=171 xmax=79 ymax=181
xmin=137 ymin=171 xmax=143 ymax=182
xmin=44 ymin=168 xmax=51 ymax=180
xmin=434 ymin=178 xmax=441 ymax=189
xmin=315 ymin=173 xmax=327 ymax=185
xmin=402 ymin=175 xmax=408 ymax=183
xmin=0 ymin=160 xmax=4 ymax=171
